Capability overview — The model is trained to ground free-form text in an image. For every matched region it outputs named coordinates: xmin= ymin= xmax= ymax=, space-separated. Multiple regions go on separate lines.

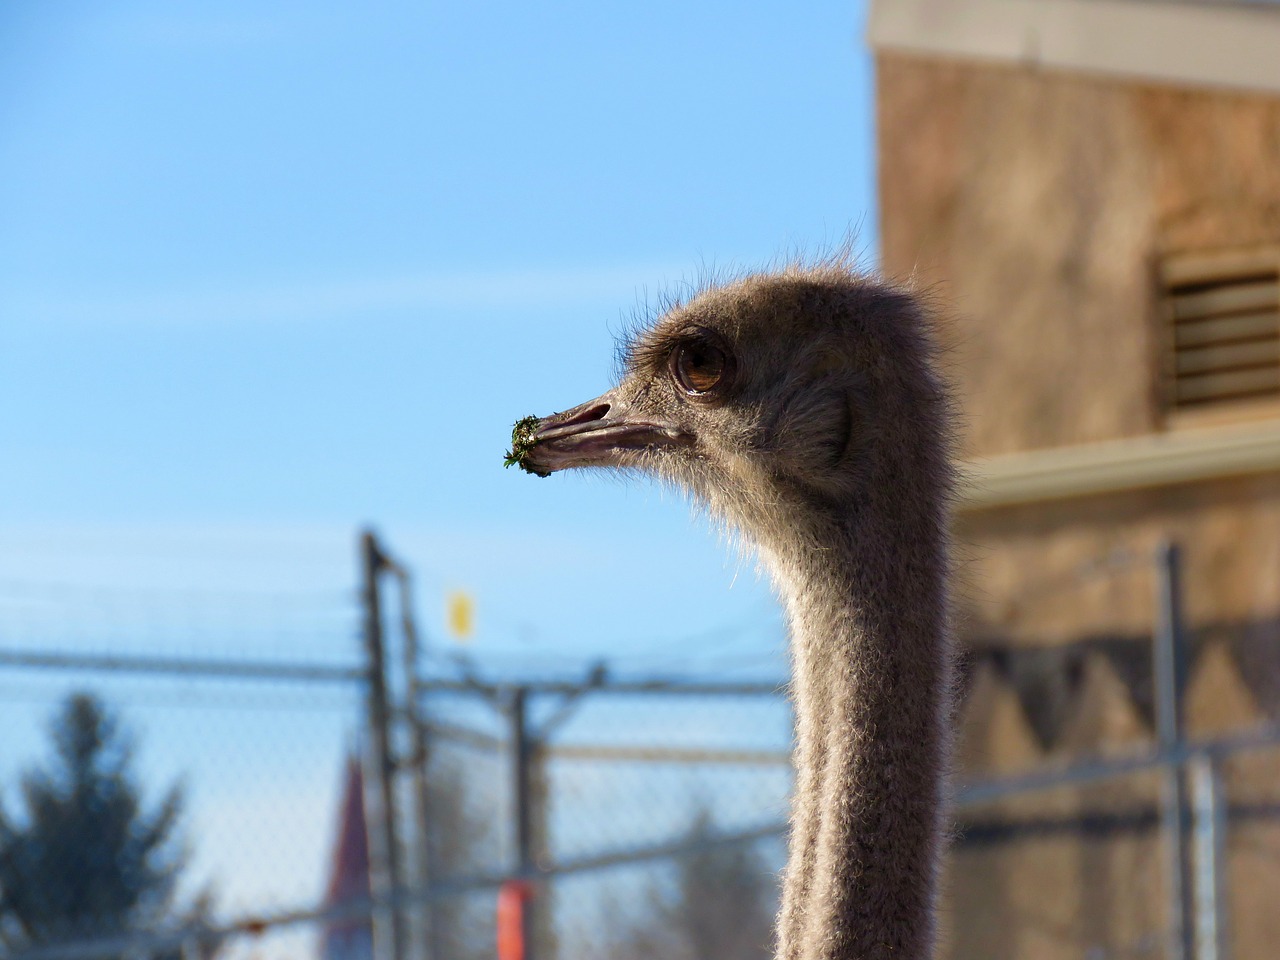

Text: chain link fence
xmin=2 ymin=535 xmax=1280 ymax=960
xmin=415 ymin=681 xmax=792 ymax=960
xmin=0 ymin=660 xmax=365 ymax=960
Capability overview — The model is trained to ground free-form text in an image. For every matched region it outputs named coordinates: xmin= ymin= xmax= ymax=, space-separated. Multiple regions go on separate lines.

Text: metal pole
xmin=1154 ymin=541 xmax=1194 ymax=960
xmin=1190 ymin=755 xmax=1229 ymax=960
xmin=391 ymin=563 xmax=435 ymax=960
xmin=509 ymin=686 xmax=536 ymax=960
xmin=530 ymin=735 xmax=555 ymax=957
xmin=361 ymin=530 xmax=405 ymax=960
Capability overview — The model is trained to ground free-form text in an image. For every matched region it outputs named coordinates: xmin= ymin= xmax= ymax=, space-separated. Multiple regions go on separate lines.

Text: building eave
xmin=959 ymin=420 xmax=1280 ymax=510
xmin=868 ymin=0 xmax=1280 ymax=96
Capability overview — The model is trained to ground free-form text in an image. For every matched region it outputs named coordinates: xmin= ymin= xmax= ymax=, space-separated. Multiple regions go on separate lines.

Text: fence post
xmin=1190 ymin=755 xmax=1229 ymax=960
xmin=361 ymin=530 xmax=406 ymax=960
xmin=1154 ymin=541 xmax=1194 ymax=960
xmin=508 ymin=686 xmax=537 ymax=960
xmin=390 ymin=562 xmax=435 ymax=960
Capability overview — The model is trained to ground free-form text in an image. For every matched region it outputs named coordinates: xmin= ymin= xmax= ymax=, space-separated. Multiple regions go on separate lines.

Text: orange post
xmin=496 ymin=879 xmax=535 ymax=960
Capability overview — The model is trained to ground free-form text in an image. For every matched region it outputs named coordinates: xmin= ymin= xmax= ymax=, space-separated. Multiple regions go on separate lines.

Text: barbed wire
xmin=0 ymin=578 xmax=355 ymax=606
xmin=0 ymin=574 xmax=787 ymax=684
xmin=0 ymin=682 xmax=361 ymax=712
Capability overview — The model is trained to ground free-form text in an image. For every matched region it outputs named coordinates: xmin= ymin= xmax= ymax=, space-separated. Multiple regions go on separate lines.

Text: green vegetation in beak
xmin=503 ymin=415 xmax=550 ymax=477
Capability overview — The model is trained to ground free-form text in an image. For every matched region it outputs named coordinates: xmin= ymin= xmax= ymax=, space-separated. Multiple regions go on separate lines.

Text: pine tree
xmin=0 ymin=692 xmax=201 ymax=954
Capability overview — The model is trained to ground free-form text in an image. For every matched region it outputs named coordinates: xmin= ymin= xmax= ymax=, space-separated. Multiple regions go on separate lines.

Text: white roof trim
xmin=868 ymin=0 xmax=1280 ymax=95
xmin=959 ymin=420 xmax=1280 ymax=510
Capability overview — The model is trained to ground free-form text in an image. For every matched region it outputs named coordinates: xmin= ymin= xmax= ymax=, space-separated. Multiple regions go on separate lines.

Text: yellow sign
xmin=447 ymin=591 xmax=474 ymax=642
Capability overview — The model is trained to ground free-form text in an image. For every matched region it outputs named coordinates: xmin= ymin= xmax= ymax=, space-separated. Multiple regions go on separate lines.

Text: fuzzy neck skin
xmin=763 ymin=480 xmax=952 ymax=960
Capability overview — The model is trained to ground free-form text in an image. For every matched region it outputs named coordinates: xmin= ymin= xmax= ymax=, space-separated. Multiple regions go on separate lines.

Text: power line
xmin=0 ymin=682 xmax=362 ymax=712
xmin=0 ymin=647 xmax=364 ymax=683
xmin=0 ymin=578 xmax=354 ymax=606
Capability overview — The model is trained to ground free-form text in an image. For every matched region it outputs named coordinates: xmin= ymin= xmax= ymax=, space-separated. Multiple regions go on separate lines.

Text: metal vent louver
xmin=1162 ymin=248 xmax=1280 ymax=409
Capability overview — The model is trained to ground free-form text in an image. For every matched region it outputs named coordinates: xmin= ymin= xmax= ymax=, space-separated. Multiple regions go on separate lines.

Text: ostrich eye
xmin=671 ymin=339 xmax=732 ymax=396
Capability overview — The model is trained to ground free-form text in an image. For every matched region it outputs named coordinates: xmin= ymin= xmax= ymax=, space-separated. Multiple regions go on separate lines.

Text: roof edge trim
xmin=959 ymin=420 xmax=1280 ymax=510
xmin=868 ymin=0 xmax=1280 ymax=95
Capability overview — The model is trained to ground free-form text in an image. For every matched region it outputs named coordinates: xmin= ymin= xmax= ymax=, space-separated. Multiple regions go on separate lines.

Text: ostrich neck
xmin=768 ymin=492 xmax=951 ymax=960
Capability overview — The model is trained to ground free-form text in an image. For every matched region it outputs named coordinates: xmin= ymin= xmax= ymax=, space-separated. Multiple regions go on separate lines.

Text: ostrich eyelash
xmin=620 ymin=329 xmax=691 ymax=378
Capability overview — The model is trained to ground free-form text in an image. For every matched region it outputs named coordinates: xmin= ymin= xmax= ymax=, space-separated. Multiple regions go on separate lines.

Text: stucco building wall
xmin=876 ymin=50 xmax=1280 ymax=682
xmin=879 ymin=52 xmax=1280 ymax=458
xmin=875 ymin=46 xmax=1280 ymax=960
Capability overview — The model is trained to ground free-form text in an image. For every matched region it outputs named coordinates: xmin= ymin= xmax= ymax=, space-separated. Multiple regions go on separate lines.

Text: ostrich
xmin=506 ymin=259 xmax=954 ymax=960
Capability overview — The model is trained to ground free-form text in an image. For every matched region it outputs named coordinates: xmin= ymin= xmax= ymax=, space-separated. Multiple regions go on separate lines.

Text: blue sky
xmin=1 ymin=0 xmax=876 ymax=669
xmin=0 ymin=0 xmax=875 ymax=938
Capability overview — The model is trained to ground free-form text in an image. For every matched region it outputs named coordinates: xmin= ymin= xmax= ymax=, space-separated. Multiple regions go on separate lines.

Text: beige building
xmin=869 ymin=0 xmax=1280 ymax=956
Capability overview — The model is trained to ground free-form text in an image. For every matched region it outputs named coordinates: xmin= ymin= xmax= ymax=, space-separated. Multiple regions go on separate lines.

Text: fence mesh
xmin=4 ymin=538 xmax=1280 ymax=960
xmin=0 ymin=669 xmax=364 ymax=960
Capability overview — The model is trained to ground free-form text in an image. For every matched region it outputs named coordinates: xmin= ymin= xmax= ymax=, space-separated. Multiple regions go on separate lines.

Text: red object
xmin=496 ymin=880 xmax=535 ymax=960
xmin=322 ymin=756 xmax=373 ymax=960
xmin=325 ymin=757 xmax=371 ymax=907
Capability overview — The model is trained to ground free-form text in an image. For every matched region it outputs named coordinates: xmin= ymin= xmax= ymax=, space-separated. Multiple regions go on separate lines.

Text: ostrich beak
xmin=508 ymin=390 xmax=692 ymax=477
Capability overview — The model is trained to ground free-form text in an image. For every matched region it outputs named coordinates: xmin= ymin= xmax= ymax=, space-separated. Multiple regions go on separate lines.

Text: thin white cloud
xmin=112 ymin=14 xmax=316 ymax=50
xmin=3 ymin=263 xmax=690 ymax=331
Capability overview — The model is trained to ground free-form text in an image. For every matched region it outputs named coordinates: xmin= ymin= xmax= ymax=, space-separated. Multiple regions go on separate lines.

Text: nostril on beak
xmin=532 ymin=400 xmax=614 ymax=443
xmin=557 ymin=402 xmax=611 ymax=429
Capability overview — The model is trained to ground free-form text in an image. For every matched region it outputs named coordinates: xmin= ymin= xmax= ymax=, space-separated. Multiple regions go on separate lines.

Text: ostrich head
xmin=513 ymin=262 xmax=948 ymax=551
